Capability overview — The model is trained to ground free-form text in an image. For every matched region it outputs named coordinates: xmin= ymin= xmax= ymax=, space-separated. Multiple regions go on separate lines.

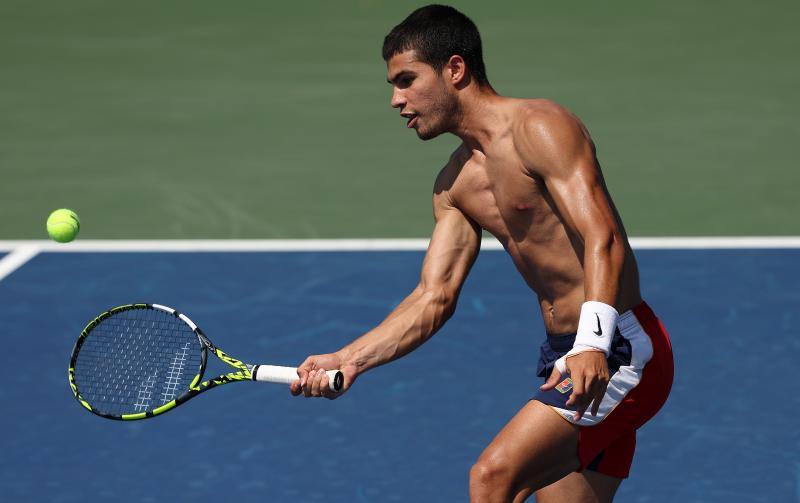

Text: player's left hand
xmin=541 ymin=350 xmax=609 ymax=421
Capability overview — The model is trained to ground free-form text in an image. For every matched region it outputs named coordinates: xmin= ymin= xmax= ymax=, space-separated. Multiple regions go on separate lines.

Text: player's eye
xmin=397 ymin=76 xmax=414 ymax=89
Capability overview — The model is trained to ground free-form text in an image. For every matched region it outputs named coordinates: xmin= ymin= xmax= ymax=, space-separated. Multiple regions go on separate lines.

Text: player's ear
xmin=446 ymin=55 xmax=468 ymax=86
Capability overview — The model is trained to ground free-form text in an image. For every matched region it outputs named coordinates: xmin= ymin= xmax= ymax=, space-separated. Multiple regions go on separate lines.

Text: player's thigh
xmin=473 ymin=400 xmax=580 ymax=492
xmin=534 ymin=470 xmax=622 ymax=503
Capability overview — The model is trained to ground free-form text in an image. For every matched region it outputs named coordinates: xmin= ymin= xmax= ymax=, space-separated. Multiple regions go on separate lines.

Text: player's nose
xmin=390 ymin=89 xmax=405 ymax=109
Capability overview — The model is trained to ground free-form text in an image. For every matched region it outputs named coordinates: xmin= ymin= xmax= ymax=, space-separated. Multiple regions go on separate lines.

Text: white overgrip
xmin=251 ymin=365 xmax=344 ymax=392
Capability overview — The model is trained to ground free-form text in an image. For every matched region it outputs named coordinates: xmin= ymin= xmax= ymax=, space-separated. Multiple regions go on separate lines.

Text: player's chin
xmin=414 ymin=124 xmax=442 ymax=141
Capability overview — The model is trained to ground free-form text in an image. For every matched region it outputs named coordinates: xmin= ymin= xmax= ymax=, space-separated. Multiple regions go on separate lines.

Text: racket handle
xmin=251 ymin=365 xmax=344 ymax=392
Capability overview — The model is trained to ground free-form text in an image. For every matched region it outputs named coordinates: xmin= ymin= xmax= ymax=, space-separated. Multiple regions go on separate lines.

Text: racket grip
xmin=251 ymin=365 xmax=344 ymax=392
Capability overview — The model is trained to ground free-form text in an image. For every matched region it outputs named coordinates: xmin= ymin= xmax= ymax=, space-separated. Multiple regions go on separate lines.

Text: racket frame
xmin=69 ymin=303 xmax=252 ymax=421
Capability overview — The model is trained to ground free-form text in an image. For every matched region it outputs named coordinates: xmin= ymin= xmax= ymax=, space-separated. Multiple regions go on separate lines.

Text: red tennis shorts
xmin=532 ymin=301 xmax=674 ymax=478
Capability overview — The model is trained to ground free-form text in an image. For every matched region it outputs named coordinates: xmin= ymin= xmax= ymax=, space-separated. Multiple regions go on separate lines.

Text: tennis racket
xmin=68 ymin=303 xmax=344 ymax=420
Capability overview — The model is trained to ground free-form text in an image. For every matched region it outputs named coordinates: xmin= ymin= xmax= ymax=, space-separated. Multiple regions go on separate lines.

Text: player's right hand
xmin=290 ymin=353 xmax=357 ymax=399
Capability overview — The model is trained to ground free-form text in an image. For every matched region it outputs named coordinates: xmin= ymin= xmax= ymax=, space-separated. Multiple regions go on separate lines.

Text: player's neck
xmin=450 ymin=88 xmax=505 ymax=151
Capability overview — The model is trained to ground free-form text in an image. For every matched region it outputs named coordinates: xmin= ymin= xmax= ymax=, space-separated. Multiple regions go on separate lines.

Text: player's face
xmin=386 ymin=51 xmax=457 ymax=141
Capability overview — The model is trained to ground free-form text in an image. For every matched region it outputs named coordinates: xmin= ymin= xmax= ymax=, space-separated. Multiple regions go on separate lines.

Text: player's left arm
xmin=515 ymin=103 xmax=626 ymax=420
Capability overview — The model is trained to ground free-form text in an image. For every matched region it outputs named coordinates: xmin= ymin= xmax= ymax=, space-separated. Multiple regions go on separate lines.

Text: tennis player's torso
xmin=443 ymin=101 xmax=641 ymax=334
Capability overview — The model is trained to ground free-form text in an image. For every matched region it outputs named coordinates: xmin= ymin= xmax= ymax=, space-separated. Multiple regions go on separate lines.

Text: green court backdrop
xmin=1 ymin=0 xmax=797 ymax=238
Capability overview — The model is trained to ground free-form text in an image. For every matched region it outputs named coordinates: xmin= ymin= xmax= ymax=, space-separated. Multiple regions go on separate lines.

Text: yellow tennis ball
xmin=46 ymin=209 xmax=80 ymax=243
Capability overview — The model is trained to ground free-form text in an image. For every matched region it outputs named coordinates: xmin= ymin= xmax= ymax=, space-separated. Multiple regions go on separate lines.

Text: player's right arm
xmin=291 ymin=166 xmax=481 ymax=398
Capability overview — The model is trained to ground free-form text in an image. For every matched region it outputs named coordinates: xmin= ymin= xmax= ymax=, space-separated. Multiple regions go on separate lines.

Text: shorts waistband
xmin=545 ymin=332 xmax=577 ymax=352
xmin=546 ymin=301 xmax=651 ymax=349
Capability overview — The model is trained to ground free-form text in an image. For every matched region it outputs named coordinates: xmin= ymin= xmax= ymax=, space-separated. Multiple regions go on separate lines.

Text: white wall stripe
xmin=0 ymin=236 xmax=798 ymax=254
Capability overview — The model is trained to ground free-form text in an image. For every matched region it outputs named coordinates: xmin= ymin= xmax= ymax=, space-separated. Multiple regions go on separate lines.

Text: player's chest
xmin=452 ymin=154 xmax=550 ymax=230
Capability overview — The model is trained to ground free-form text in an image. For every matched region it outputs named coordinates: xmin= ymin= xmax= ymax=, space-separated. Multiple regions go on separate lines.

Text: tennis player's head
xmin=382 ymin=4 xmax=492 ymax=140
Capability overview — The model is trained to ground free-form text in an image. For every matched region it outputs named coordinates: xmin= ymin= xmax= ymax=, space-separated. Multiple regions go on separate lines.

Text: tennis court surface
xmin=0 ymin=242 xmax=797 ymax=502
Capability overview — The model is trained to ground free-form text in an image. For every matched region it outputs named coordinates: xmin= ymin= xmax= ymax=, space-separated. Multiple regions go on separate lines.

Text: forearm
xmin=553 ymin=231 xmax=625 ymax=374
xmin=337 ymin=287 xmax=454 ymax=375
xmin=583 ymin=230 xmax=625 ymax=305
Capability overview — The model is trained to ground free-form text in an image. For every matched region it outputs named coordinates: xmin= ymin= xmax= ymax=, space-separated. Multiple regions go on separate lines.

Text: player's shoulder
xmin=511 ymin=98 xmax=585 ymax=141
xmin=509 ymin=98 xmax=594 ymax=167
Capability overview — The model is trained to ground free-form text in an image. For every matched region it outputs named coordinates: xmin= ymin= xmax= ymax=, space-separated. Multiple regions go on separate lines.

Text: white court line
xmin=0 ymin=245 xmax=41 ymax=281
xmin=0 ymin=237 xmax=799 ymax=253
xmin=629 ymin=237 xmax=800 ymax=249
xmin=0 ymin=239 xmax=433 ymax=252
xmin=0 ymin=237 xmax=798 ymax=281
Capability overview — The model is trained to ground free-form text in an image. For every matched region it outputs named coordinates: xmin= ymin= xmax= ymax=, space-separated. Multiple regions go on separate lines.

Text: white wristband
xmin=553 ymin=301 xmax=618 ymax=375
xmin=575 ymin=301 xmax=618 ymax=356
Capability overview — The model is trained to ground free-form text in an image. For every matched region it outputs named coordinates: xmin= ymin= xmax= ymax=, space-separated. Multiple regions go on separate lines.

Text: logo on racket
xmin=196 ymin=331 xmax=216 ymax=351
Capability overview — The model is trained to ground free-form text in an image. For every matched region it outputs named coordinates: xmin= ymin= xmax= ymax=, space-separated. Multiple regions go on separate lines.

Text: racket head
xmin=68 ymin=303 xmax=209 ymax=420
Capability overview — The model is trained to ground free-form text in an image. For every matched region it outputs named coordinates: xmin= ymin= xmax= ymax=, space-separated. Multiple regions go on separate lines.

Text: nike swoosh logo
xmin=593 ymin=313 xmax=602 ymax=336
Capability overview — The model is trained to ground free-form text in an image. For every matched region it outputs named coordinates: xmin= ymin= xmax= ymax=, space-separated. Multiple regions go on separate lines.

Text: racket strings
xmin=73 ymin=307 xmax=202 ymax=416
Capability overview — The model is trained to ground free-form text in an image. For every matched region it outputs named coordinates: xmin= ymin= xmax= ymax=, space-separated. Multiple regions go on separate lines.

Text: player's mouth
xmin=402 ymin=113 xmax=418 ymax=128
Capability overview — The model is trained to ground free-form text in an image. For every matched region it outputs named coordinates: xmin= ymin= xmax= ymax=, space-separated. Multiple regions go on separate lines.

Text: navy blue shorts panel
xmin=532 ymin=329 xmax=632 ymax=410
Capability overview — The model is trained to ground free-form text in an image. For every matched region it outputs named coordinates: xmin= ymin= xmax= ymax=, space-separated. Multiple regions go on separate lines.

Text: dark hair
xmin=382 ymin=4 xmax=489 ymax=86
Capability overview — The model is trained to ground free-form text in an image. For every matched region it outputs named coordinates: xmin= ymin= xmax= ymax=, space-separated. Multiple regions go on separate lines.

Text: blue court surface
xmin=0 ymin=248 xmax=798 ymax=502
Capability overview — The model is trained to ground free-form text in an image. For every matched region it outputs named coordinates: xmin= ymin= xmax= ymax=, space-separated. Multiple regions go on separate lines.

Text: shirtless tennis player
xmin=291 ymin=5 xmax=674 ymax=502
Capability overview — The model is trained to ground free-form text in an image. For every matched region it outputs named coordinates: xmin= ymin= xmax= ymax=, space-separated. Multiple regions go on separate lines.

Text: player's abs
xmin=503 ymin=233 xmax=642 ymax=335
